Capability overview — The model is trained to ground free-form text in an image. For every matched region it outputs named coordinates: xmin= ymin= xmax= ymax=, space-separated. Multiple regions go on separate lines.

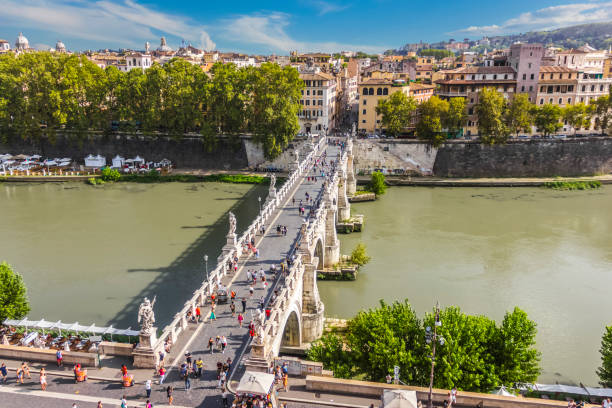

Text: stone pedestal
xmin=324 ymin=240 xmax=340 ymax=267
xmin=265 ymin=188 xmax=277 ymax=206
xmin=218 ymin=233 xmax=237 ymax=263
xmin=133 ymin=328 xmax=158 ymax=368
xmin=302 ymin=302 xmax=325 ymax=343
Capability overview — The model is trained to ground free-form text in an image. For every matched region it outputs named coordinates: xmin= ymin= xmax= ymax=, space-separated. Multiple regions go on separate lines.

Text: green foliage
xmin=597 ymin=325 xmax=612 ymax=387
xmin=87 ymin=177 xmax=105 ymax=185
xmin=118 ymin=173 xmax=269 ymax=184
xmin=417 ymin=49 xmax=454 ymax=59
xmin=0 ymin=262 xmax=30 ymax=322
xmin=369 ymin=171 xmax=387 ymax=195
xmin=543 ymin=180 xmax=601 ymax=190
xmin=476 ymin=87 xmax=509 ymax=144
xmin=416 ymin=96 xmax=449 ymax=147
xmin=375 ymin=92 xmax=417 ymax=136
xmin=0 ymin=53 xmax=303 ymax=160
xmin=308 ymin=300 xmax=541 ymax=392
xmin=445 ymin=97 xmax=468 ymax=134
xmin=307 ymin=332 xmax=356 ymax=378
xmin=593 ymin=94 xmax=612 ymax=136
xmin=350 ymin=243 xmax=371 ymax=266
xmin=100 ymin=167 xmax=121 ymax=182
xmin=532 ymin=104 xmax=563 ymax=136
xmin=562 ymin=103 xmax=593 ymax=134
xmin=505 ymin=93 xmax=533 ymax=136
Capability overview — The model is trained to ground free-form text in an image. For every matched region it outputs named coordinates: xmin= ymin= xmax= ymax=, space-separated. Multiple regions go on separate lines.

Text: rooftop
xmin=450 ymin=66 xmax=516 ymax=74
xmin=539 ymin=66 xmax=579 ymax=73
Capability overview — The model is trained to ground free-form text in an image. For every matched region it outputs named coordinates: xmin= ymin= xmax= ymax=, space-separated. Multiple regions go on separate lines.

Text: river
xmin=0 ymin=181 xmax=267 ymax=329
xmin=319 ymin=186 xmax=612 ymax=386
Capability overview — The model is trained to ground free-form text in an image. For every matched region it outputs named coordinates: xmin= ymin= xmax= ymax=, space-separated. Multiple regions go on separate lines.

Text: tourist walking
xmin=208 ymin=337 xmax=215 ymax=353
xmin=210 ymin=305 xmax=216 ymax=321
xmin=120 ymin=395 xmax=128 ymax=408
xmin=39 ymin=368 xmax=47 ymax=391
xmin=0 ymin=363 xmax=7 ymax=383
xmin=158 ymin=366 xmax=167 ymax=384
xmin=230 ymin=301 xmax=236 ymax=317
xmin=222 ymin=386 xmax=229 ymax=407
xmin=145 ymin=400 xmax=152 ymax=408
xmin=21 ymin=362 xmax=31 ymax=379
xmin=166 ymin=385 xmax=173 ymax=405
xmin=184 ymin=373 xmax=191 ymax=391
xmin=56 ymin=349 xmax=63 ymax=366
xmin=196 ymin=357 xmax=203 ymax=378
xmin=144 ymin=379 xmax=151 ymax=398
xmin=238 ymin=313 xmax=244 ymax=327
xmin=97 ymin=402 xmax=103 ymax=408
xmin=221 ymin=335 xmax=227 ymax=353
xmin=241 ymin=297 xmax=247 ymax=312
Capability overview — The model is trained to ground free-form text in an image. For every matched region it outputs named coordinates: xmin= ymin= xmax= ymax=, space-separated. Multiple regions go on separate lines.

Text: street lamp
xmin=425 ymin=302 xmax=445 ymax=408
xmin=203 ymin=254 xmax=209 ymax=282
xmin=258 ymin=196 xmax=262 ymax=213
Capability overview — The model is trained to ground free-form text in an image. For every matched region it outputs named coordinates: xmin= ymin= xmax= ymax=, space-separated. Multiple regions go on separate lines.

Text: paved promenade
xmin=0 ymin=144 xmax=348 ymax=408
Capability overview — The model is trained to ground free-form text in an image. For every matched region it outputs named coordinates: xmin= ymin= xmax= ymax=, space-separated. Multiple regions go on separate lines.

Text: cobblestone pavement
xmin=1 ymin=144 xmax=343 ymax=408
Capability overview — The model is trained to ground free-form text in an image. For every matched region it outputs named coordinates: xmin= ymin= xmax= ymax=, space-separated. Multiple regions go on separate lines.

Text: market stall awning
xmin=236 ymin=371 xmax=275 ymax=396
xmin=383 ymin=390 xmax=418 ymax=408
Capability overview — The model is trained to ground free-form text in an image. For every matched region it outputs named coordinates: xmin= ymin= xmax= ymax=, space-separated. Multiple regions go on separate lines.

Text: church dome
xmin=157 ymin=36 xmax=173 ymax=52
xmin=15 ymin=32 xmax=29 ymax=50
xmin=55 ymin=40 xmax=66 ymax=52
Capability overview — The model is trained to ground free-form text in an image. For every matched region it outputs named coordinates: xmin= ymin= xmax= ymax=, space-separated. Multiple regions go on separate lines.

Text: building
xmin=55 ymin=40 xmax=66 ymax=53
xmin=0 ymin=39 xmax=10 ymax=53
xmin=576 ymin=72 xmax=612 ymax=105
xmin=604 ymin=56 xmax=612 ymax=79
xmin=14 ymin=32 xmax=29 ymax=51
xmin=298 ymin=66 xmax=337 ymax=134
xmin=409 ymin=83 xmax=435 ymax=104
xmin=436 ymin=66 xmax=517 ymax=136
xmin=119 ymin=52 xmax=152 ymax=72
xmin=291 ymin=52 xmax=331 ymax=66
xmin=357 ymin=78 xmax=410 ymax=133
xmin=508 ymin=43 xmax=543 ymax=102
xmin=535 ymin=66 xmax=578 ymax=107
xmin=415 ymin=65 xmax=433 ymax=83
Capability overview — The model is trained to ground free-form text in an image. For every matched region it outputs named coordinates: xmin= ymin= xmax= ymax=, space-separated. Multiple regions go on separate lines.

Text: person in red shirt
xmin=195 ymin=307 xmax=201 ymax=323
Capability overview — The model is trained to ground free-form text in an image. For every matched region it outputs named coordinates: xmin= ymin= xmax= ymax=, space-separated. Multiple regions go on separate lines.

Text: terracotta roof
xmin=0 ymin=39 xmax=8 ymax=43
xmin=539 ymin=66 xmax=578 ymax=73
xmin=556 ymin=49 xmax=588 ymax=55
xmin=359 ymin=78 xmax=394 ymax=85
xmin=436 ymin=79 xmax=516 ymax=85
xmin=416 ymin=65 xmax=433 ymax=71
xmin=450 ymin=66 xmax=516 ymax=74
xmin=409 ymin=83 xmax=435 ymax=90
xmin=300 ymin=72 xmax=335 ymax=81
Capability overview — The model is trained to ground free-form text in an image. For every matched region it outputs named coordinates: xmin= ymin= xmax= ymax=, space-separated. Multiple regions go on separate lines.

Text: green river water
xmin=1 ymin=182 xmax=609 ymax=385
xmin=319 ymin=186 xmax=612 ymax=386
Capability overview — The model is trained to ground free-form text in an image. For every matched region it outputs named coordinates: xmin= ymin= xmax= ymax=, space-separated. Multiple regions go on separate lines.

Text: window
xmin=568 ymin=85 xmax=573 ymax=92
xmin=540 ymin=98 xmax=544 ymax=105
xmin=470 ymin=98 xmax=474 ymax=103
xmin=529 ymin=86 xmax=533 ymax=92
xmin=468 ymin=108 xmax=474 ymax=115
xmin=377 ymin=88 xmax=382 ymax=95
xmin=530 ymin=52 xmax=533 ymax=57
xmin=306 ymin=90 xmax=310 ymax=96
xmin=558 ymin=98 xmax=562 ymax=104
xmin=369 ymin=88 xmax=374 ymax=95
xmin=472 ymin=75 xmax=476 ymax=80
xmin=493 ymin=74 xmax=497 ymax=80
xmin=362 ymin=119 xmax=366 ymax=123
xmin=363 ymin=100 xmax=367 ymax=105
xmin=504 ymin=74 xmax=508 ymax=79
xmin=362 ymin=88 xmax=368 ymax=95
xmin=591 ymin=85 xmax=595 ymax=92
xmin=383 ymin=88 xmax=388 ymax=95
xmin=318 ymin=90 xmax=323 ymax=95
xmin=306 ymin=100 xmax=310 ymax=106
xmin=530 ymin=73 xmax=534 ymax=80
xmin=522 ymin=74 xmax=526 ymax=80
xmin=318 ymin=100 xmax=323 ymax=106
xmin=301 ymin=90 xmax=304 ymax=95
xmin=582 ymin=85 xmax=586 ymax=92
xmin=528 ymin=62 xmax=532 ymax=68
xmin=362 ymin=109 xmax=366 ymax=115
xmin=521 ymin=86 xmax=525 ymax=92
xmin=549 ymin=98 xmax=553 ymax=104
xmin=600 ymin=85 xmax=605 ymax=92
xmin=567 ymin=98 xmax=572 ymax=104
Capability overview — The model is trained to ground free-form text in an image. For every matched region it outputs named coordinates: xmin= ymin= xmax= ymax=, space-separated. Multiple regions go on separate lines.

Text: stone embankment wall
xmin=434 ymin=138 xmax=612 ymax=177
xmin=352 ymin=139 xmax=437 ymax=175
xmin=0 ymin=133 xmax=249 ymax=169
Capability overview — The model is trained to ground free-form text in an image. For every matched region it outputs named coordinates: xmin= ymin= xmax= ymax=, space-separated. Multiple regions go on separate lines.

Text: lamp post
xmin=258 ymin=196 xmax=262 ymax=213
xmin=203 ymin=254 xmax=208 ymax=282
xmin=425 ymin=301 xmax=444 ymax=408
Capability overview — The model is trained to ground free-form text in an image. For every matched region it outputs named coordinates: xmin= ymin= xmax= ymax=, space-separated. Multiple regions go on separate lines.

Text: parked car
xmin=553 ymin=134 xmax=567 ymax=139
xmin=518 ymin=135 xmax=530 ymax=139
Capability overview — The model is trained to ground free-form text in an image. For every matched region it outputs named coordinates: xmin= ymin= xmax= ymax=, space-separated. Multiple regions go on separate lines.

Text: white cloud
xmin=309 ymin=0 xmax=350 ymax=16
xmin=453 ymin=1 xmax=612 ymax=36
xmin=221 ymin=12 xmax=386 ymax=54
xmin=0 ymin=0 xmax=215 ymax=50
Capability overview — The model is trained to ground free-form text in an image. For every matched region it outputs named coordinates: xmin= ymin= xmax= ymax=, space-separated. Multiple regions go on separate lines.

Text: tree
xmin=562 ymin=103 xmax=592 ymax=135
xmin=504 ymin=93 xmax=533 ymax=136
xmin=307 ymin=332 xmax=355 ymax=378
xmin=597 ymin=325 xmax=612 ymax=387
xmin=496 ymin=307 xmax=541 ymax=385
xmin=376 ymin=92 xmax=417 ymax=136
xmin=532 ymin=104 xmax=563 ymax=136
xmin=593 ymin=94 xmax=612 ymax=136
xmin=369 ymin=171 xmax=386 ymax=195
xmin=445 ymin=97 xmax=468 ymax=136
xmin=475 ymin=87 xmax=508 ymax=144
xmin=416 ymin=96 xmax=449 ymax=147
xmin=350 ymin=243 xmax=371 ymax=266
xmin=0 ymin=262 xmax=30 ymax=322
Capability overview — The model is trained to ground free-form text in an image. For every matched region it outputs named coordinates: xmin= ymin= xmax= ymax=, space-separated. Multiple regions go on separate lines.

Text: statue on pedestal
xmin=269 ymin=174 xmax=276 ymax=191
xmin=138 ymin=296 xmax=157 ymax=334
xmin=254 ymin=309 xmax=266 ymax=345
xmin=228 ymin=212 xmax=236 ymax=236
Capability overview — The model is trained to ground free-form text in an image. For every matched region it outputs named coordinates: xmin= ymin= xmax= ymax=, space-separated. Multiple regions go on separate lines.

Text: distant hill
xmin=485 ymin=22 xmax=612 ymax=50
xmin=391 ymin=22 xmax=612 ymax=54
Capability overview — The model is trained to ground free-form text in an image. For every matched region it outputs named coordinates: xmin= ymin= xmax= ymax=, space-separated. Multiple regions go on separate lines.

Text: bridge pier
xmin=301 ymin=261 xmax=325 ymax=342
xmin=346 ymin=141 xmax=357 ymax=196
xmin=337 ymin=169 xmax=351 ymax=221
xmin=324 ymin=202 xmax=340 ymax=267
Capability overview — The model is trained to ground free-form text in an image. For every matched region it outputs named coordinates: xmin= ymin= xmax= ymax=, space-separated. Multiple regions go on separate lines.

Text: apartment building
xmin=535 ymin=66 xmax=578 ymax=107
xmin=436 ymin=66 xmax=517 ymax=136
xmin=298 ymin=67 xmax=337 ymax=134
xmin=508 ymin=43 xmax=543 ymax=102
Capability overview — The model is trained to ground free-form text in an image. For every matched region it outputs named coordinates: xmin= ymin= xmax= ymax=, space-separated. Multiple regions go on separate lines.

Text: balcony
xmin=436 ymin=91 xmax=467 ymax=97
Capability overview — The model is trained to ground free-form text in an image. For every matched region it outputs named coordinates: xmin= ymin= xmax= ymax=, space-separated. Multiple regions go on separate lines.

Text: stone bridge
xmin=247 ymin=138 xmax=357 ymax=368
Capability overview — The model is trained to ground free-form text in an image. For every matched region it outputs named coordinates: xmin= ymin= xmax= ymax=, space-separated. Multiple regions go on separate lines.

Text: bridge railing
xmin=153 ymin=136 xmax=327 ymax=354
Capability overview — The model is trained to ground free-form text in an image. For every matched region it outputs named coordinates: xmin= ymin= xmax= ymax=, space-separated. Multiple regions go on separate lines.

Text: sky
xmin=1 ymin=0 xmax=612 ymax=54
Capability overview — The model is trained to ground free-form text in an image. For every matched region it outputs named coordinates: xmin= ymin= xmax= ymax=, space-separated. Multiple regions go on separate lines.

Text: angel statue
xmin=269 ymin=174 xmax=276 ymax=190
xmin=138 ymin=296 xmax=157 ymax=334
xmin=228 ymin=211 xmax=237 ymax=235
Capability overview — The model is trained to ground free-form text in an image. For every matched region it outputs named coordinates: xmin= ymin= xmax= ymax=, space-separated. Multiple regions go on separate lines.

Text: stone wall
xmin=433 ymin=138 xmax=612 ymax=177
xmin=352 ymin=139 xmax=438 ymax=175
xmin=0 ymin=133 xmax=249 ymax=170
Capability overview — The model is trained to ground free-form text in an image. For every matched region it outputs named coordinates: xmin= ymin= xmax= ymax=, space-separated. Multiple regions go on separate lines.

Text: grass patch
xmin=353 ymin=190 xmax=374 ymax=196
xmin=543 ymin=180 xmax=602 ymax=190
xmin=118 ymin=171 xmax=273 ymax=184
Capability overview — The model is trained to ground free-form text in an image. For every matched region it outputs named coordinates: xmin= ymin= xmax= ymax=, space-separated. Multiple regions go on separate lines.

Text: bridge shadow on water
xmin=109 ymin=183 xmax=269 ymax=329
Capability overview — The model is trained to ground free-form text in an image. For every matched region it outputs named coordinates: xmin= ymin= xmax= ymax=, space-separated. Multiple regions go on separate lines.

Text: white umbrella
xmin=491 ymin=386 xmax=515 ymax=397
xmin=236 ymin=371 xmax=275 ymax=396
xmin=383 ymin=390 xmax=418 ymax=408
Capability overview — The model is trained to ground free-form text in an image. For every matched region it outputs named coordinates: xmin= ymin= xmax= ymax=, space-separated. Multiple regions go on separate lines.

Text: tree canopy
xmin=375 ymin=91 xmax=417 ymax=136
xmin=308 ymin=300 xmax=541 ymax=392
xmin=0 ymin=52 xmax=304 ymax=158
xmin=598 ymin=325 xmax=612 ymax=387
xmin=0 ymin=262 xmax=30 ymax=322
xmin=476 ymin=87 xmax=509 ymax=144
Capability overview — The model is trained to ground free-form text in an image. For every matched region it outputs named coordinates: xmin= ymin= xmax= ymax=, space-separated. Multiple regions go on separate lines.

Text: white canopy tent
xmin=491 ymin=386 xmax=515 ymax=397
xmin=382 ymin=390 xmax=419 ymax=408
xmin=3 ymin=318 xmax=139 ymax=337
xmin=236 ymin=371 xmax=275 ymax=396
xmin=534 ymin=383 xmax=588 ymax=395
xmin=84 ymin=154 xmax=106 ymax=167
xmin=112 ymin=155 xmax=125 ymax=168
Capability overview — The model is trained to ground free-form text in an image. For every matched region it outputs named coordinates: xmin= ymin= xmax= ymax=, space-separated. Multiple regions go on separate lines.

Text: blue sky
xmin=1 ymin=0 xmax=612 ymax=53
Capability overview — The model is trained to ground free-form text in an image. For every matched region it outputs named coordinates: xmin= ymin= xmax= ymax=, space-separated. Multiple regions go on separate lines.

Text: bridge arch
xmin=314 ymin=237 xmax=324 ymax=270
xmin=280 ymin=302 xmax=302 ymax=348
